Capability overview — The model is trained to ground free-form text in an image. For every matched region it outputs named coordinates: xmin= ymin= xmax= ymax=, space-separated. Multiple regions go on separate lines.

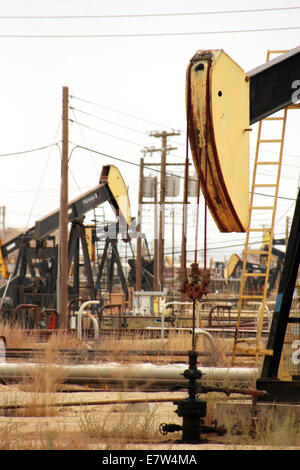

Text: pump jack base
xmin=173 ymin=438 xmax=209 ymax=445
xmin=256 ymin=378 xmax=300 ymax=403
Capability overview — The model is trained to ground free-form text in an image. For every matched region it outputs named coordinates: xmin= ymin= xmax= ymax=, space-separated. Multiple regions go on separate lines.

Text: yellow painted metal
xmin=187 ymin=49 xmax=249 ymax=232
xmin=0 ymin=237 xmax=9 ymax=279
xmin=227 ymin=253 xmax=241 ymax=278
xmin=85 ymin=226 xmax=95 ymax=262
xmin=234 ymin=347 xmax=273 ymax=357
xmin=232 ymin=49 xmax=290 ymax=366
xmin=100 ymin=165 xmax=132 ymax=227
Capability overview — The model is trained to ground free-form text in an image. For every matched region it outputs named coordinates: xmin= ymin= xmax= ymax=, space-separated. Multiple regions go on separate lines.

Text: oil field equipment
xmin=159 ymin=349 xmax=267 ymax=443
xmin=0 ymin=164 xmax=133 ymax=315
xmin=186 ymin=46 xmax=300 ymax=405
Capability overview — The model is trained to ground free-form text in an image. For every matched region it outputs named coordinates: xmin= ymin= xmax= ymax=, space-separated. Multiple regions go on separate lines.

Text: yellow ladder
xmin=232 ymin=50 xmax=290 ymax=366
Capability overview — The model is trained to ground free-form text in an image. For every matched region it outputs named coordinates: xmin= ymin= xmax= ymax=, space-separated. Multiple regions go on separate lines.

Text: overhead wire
xmin=68 ymin=106 xmax=184 ymax=160
xmin=69 ymin=107 xmax=101 ymax=179
xmin=114 ymin=231 xmax=288 ymax=262
xmin=69 ymin=106 xmax=150 ymax=136
xmin=69 ymin=118 xmax=149 ymax=149
xmin=69 ymin=141 xmax=297 ymax=203
xmin=0 ymin=26 xmax=300 ymax=38
xmin=0 ymin=142 xmax=61 ymax=158
xmin=1 ymin=7 xmax=300 ymax=19
xmin=69 ymin=95 xmax=298 ymax=181
xmin=24 ymin=122 xmax=62 ymax=229
xmin=68 ymin=95 xmax=297 ymax=250
xmin=70 ymin=95 xmax=182 ymax=133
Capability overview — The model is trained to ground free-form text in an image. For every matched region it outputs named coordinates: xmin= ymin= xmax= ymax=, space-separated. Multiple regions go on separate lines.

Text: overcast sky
xmin=0 ymin=0 xmax=299 ymax=263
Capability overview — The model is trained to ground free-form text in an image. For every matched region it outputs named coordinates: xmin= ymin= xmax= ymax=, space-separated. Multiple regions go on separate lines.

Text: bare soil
xmin=0 ymin=384 xmax=299 ymax=451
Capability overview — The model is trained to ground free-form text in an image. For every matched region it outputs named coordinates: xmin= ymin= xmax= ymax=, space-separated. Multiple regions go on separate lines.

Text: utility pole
xmin=0 ymin=206 xmax=5 ymax=242
xmin=136 ymin=157 xmax=144 ymax=291
xmin=59 ymin=86 xmax=69 ymax=329
xmin=180 ymin=152 xmax=189 ymax=299
xmin=153 ymin=176 xmax=159 ymax=291
xmin=148 ymin=130 xmax=180 ymax=290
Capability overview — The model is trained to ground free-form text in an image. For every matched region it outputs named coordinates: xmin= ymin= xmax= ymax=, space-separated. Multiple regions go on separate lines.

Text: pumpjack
xmin=226 ymin=239 xmax=285 ymax=296
xmin=0 ymin=165 xmax=133 ymax=314
xmin=184 ymin=46 xmax=300 ymax=411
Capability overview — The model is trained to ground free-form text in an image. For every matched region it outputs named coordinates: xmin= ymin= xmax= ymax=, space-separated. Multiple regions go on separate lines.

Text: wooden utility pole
xmin=136 ymin=157 xmax=144 ymax=291
xmin=149 ymin=130 xmax=180 ymax=290
xmin=153 ymin=176 xmax=159 ymax=291
xmin=0 ymin=206 xmax=5 ymax=242
xmin=180 ymin=151 xmax=189 ymax=300
xmin=59 ymin=86 xmax=69 ymax=329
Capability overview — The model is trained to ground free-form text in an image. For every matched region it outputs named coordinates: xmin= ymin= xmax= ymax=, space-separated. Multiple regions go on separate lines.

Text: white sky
xmin=0 ymin=0 xmax=299 ymax=263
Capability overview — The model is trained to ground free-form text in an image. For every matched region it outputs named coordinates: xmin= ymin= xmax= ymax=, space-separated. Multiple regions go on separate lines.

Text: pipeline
xmin=0 ymin=362 xmax=259 ymax=388
xmin=0 ymin=336 xmax=6 ymax=362
xmin=160 ymin=302 xmax=196 ymax=340
xmin=75 ymin=300 xmax=100 ymax=340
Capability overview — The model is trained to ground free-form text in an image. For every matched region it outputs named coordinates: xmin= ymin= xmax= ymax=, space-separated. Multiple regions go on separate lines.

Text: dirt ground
xmin=0 ymin=384 xmax=299 ymax=451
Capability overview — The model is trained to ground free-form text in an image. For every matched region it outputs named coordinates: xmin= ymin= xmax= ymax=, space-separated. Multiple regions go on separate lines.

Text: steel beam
xmin=260 ymin=188 xmax=300 ymax=380
xmin=249 ymin=46 xmax=300 ymax=124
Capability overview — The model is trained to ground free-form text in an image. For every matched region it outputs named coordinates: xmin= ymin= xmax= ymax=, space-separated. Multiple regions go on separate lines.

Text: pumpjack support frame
xmin=256 ymin=188 xmax=300 ymax=403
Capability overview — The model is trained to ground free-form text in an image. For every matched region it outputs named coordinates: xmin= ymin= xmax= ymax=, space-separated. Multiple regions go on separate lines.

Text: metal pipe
xmin=0 ymin=336 xmax=6 ymax=362
xmin=0 ymin=362 xmax=259 ymax=387
xmin=147 ymin=326 xmax=217 ymax=363
xmin=159 ymin=301 xmax=216 ymax=359
xmin=68 ymin=297 xmax=88 ymax=316
xmin=13 ymin=304 xmax=39 ymax=319
xmin=98 ymin=304 xmax=122 ymax=325
xmin=0 ymin=274 xmax=12 ymax=312
xmin=161 ymin=301 xmax=194 ymax=341
xmin=76 ymin=300 xmax=100 ymax=340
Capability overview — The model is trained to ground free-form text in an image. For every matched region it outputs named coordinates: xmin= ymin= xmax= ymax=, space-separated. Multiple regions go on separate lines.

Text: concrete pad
xmin=124 ymin=402 xmax=156 ymax=413
xmin=214 ymin=400 xmax=300 ymax=430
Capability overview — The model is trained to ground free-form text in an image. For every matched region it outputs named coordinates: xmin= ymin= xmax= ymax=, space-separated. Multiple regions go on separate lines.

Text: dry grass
xmin=217 ymin=403 xmax=300 ymax=447
xmin=0 ymin=316 xmax=230 ymax=366
xmin=0 ymin=318 xmax=84 ymax=350
xmin=0 ymin=320 xmax=299 ymax=449
xmin=96 ymin=330 xmax=228 ymax=367
xmin=253 ymin=409 xmax=300 ymax=446
xmin=0 ymin=419 xmax=89 ymax=450
xmin=79 ymin=406 xmax=170 ymax=442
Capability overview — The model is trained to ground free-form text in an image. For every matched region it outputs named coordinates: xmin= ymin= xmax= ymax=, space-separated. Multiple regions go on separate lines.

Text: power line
xmin=0 ymin=26 xmax=299 ymax=38
xmin=70 ymin=100 xmax=300 ymax=168
xmin=0 ymin=142 xmax=60 ymax=158
xmin=69 ymin=142 xmax=297 ymax=202
xmin=70 ymin=95 xmax=182 ymax=132
xmin=69 ymin=118 xmax=183 ymax=160
xmin=70 ymin=105 xmax=187 ymax=155
xmin=69 ymin=106 xmax=149 ymax=136
xmin=69 ymin=142 xmax=187 ymax=179
xmin=69 ymin=118 xmax=149 ymax=148
xmin=1 ymin=6 xmax=299 ymax=19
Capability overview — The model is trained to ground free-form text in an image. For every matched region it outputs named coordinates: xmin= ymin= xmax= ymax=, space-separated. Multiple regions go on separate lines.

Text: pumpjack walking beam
xmin=249 ymin=45 xmax=300 ymax=124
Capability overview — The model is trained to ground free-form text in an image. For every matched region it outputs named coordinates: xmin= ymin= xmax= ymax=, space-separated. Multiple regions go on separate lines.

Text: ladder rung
xmin=235 ymin=338 xmax=257 ymax=344
xmin=233 ymin=347 xmax=273 ymax=357
xmin=241 ymin=295 xmax=264 ymax=299
xmin=258 ymin=139 xmax=282 ymax=143
xmin=256 ymin=161 xmax=280 ymax=165
xmin=251 ymin=206 xmax=275 ymax=210
xmin=245 ymin=249 xmax=269 ymax=254
xmin=253 ymin=184 xmax=277 ymax=188
xmin=248 ymin=228 xmax=272 ymax=232
xmin=263 ymin=117 xmax=285 ymax=121
xmin=267 ymin=50 xmax=288 ymax=54
xmin=243 ymin=272 xmax=267 ymax=277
